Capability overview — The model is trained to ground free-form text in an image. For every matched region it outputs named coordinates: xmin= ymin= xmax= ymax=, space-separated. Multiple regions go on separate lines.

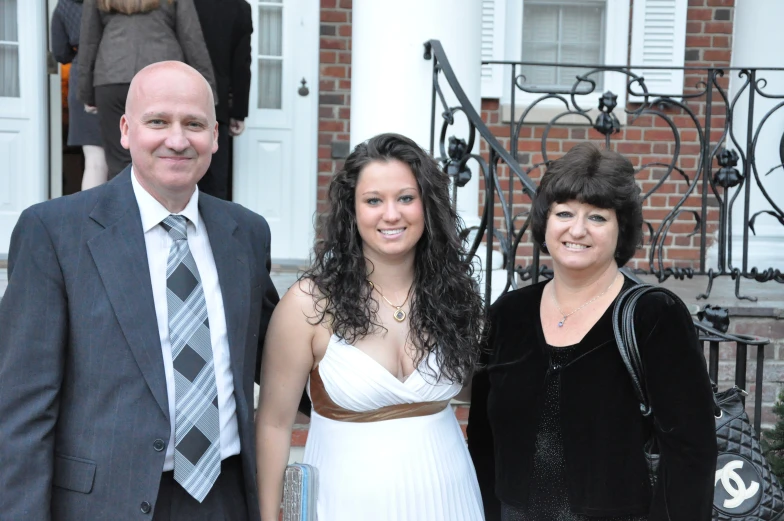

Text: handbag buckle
xmin=733 ymin=385 xmax=749 ymax=396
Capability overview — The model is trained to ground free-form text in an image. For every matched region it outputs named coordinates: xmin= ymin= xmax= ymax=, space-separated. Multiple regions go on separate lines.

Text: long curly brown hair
xmin=301 ymin=133 xmax=485 ymax=384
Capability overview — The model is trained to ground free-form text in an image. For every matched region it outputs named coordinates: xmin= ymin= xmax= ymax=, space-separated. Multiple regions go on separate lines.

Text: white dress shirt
xmin=131 ymin=170 xmax=240 ymax=471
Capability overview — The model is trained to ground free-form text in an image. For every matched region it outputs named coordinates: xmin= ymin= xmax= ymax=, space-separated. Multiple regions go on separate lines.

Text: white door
xmin=0 ymin=0 xmax=48 ymax=255
xmin=233 ymin=0 xmax=319 ymax=263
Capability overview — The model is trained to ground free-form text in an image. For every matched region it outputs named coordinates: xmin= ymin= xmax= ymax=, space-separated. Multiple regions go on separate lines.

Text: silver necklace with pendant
xmin=551 ymin=273 xmax=620 ymax=327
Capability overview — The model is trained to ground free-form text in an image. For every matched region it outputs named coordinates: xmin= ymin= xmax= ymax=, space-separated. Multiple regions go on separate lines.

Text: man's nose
xmin=165 ymin=125 xmax=189 ymax=151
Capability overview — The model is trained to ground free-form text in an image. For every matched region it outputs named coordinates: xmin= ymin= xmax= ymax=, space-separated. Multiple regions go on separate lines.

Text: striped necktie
xmin=161 ymin=215 xmax=221 ymax=502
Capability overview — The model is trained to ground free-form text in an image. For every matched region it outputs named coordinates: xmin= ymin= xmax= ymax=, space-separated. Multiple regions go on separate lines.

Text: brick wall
xmin=480 ymin=0 xmax=735 ymax=272
xmin=317 ymin=0 xmax=352 ymax=214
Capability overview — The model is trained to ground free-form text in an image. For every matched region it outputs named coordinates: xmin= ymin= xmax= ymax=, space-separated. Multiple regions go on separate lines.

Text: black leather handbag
xmin=613 ymin=284 xmax=784 ymax=521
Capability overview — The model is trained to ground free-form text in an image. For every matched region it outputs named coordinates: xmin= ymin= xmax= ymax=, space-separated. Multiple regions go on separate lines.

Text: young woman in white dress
xmin=256 ymin=133 xmax=486 ymax=521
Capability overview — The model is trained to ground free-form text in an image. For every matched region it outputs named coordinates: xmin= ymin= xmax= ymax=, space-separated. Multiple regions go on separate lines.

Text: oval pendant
xmin=393 ymin=308 xmax=406 ymax=322
xmin=558 ymin=321 xmax=564 ymax=327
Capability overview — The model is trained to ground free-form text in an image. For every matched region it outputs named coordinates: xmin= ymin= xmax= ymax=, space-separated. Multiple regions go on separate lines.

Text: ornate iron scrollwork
xmin=444 ymin=137 xmax=472 ymax=187
xmin=424 ymin=39 xmax=784 ymax=302
xmin=593 ymin=91 xmax=621 ymax=136
xmin=714 ymin=148 xmax=742 ymax=188
xmin=697 ymin=305 xmax=730 ymax=333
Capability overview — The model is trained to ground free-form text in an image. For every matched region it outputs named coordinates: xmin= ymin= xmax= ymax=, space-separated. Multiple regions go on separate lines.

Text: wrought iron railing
xmin=424 ymin=39 xmax=773 ymax=433
xmin=696 ymin=306 xmax=769 ymax=434
xmin=425 ymin=40 xmax=784 ymax=302
xmin=424 ymin=40 xmax=539 ymax=306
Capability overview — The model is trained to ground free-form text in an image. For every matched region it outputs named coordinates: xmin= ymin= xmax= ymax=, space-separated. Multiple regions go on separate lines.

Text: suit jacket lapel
xmin=86 ymin=169 xmax=170 ymax=420
xmin=199 ymin=195 xmax=250 ymax=409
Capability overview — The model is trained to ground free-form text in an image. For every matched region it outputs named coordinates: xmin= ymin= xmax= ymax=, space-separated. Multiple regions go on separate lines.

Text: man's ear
xmin=120 ymin=114 xmax=130 ymax=150
xmin=212 ymin=121 xmax=219 ymax=154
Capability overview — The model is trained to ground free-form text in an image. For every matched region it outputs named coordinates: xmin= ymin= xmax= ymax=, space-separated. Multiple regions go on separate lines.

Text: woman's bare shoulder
xmin=276 ymin=277 xmax=319 ymax=313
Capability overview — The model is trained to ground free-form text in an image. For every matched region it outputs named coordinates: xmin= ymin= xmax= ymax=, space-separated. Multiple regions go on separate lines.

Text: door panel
xmin=233 ymin=0 xmax=318 ymax=262
xmin=0 ymin=127 xmax=21 ymax=207
xmin=234 ymin=129 xmax=291 ymax=225
xmin=0 ymin=0 xmax=47 ymax=255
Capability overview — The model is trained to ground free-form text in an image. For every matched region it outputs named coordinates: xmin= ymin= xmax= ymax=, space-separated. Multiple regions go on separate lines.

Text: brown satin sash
xmin=309 ymin=365 xmax=450 ymax=422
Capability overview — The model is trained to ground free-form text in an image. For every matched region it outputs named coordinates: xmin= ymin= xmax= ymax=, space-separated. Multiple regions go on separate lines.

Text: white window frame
xmin=519 ymin=0 xmax=608 ymax=92
xmin=495 ymin=0 xmax=631 ymax=124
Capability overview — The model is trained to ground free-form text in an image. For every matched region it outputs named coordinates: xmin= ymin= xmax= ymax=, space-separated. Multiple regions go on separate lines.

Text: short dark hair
xmin=530 ymin=142 xmax=642 ymax=266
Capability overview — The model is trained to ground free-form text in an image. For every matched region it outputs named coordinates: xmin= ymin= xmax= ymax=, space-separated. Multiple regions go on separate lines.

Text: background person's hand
xmin=229 ymin=118 xmax=245 ymax=136
xmin=84 ymin=104 xmax=98 ymax=114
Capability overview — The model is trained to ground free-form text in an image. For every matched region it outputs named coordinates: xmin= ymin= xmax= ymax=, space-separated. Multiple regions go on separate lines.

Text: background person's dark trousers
xmin=198 ymin=121 xmax=231 ymax=200
xmin=95 ymin=83 xmax=132 ymax=179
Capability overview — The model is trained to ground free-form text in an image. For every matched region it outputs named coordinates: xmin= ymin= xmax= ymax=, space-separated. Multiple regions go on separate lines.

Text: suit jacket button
xmin=140 ymin=501 xmax=152 ymax=514
xmin=153 ymin=439 xmax=165 ymax=452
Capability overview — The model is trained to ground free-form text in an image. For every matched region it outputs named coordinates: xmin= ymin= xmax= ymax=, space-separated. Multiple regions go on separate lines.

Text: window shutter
xmin=481 ymin=0 xmax=506 ymax=99
xmin=630 ymin=0 xmax=688 ymax=98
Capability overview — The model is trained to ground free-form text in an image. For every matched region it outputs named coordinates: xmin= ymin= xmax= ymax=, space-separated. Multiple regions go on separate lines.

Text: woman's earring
xmin=542 ymin=241 xmax=546 ymax=249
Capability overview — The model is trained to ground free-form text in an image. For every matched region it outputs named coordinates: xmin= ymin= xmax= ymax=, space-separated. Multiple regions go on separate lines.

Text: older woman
xmin=467 ymin=143 xmax=717 ymax=521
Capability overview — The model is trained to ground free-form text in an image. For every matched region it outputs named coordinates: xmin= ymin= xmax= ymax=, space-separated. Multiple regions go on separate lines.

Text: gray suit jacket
xmin=0 ymin=168 xmax=277 ymax=521
xmin=78 ymin=0 xmax=216 ymax=106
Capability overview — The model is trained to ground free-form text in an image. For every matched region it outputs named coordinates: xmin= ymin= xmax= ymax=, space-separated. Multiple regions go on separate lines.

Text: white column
xmin=724 ymin=0 xmax=784 ymax=270
xmin=350 ymin=0 xmax=482 ymax=228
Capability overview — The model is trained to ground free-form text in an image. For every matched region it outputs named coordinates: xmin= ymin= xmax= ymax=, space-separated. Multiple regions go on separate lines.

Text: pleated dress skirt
xmin=302 ymin=335 xmax=485 ymax=521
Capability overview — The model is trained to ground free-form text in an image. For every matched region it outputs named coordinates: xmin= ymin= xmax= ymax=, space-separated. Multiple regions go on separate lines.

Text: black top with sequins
xmin=500 ymin=344 xmax=647 ymax=521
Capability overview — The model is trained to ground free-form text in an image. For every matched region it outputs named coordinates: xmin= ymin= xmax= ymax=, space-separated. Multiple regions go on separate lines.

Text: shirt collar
xmin=131 ymin=167 xmax=201 ymax=233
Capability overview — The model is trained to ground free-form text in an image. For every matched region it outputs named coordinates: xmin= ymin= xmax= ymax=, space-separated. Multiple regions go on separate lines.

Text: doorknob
xmin=298 ymin=78 xmax=309 ymax=97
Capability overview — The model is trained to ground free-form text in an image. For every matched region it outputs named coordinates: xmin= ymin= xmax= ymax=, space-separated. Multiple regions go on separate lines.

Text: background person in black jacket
xmin=467 ymin=142 xmax=717 ymax=521
xmin=193 ymin=0 xmax=253 ymax=200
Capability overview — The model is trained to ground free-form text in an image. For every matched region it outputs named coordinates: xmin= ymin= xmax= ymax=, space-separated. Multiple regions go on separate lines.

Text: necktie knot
xmin=161 ymin=215 xmax=188 ymax=241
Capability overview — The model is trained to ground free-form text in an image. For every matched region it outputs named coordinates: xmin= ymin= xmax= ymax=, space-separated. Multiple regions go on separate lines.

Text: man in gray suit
xmin=0 ymin=61 xmax=277 ymax=521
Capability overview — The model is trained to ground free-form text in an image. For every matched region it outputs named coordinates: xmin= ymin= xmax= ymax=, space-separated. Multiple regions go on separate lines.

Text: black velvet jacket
xmin=467 ymin=277 xmax=718 ymax=520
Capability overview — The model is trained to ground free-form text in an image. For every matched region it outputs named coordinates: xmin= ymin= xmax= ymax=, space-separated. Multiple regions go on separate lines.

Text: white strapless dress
xmin=303 ymin=334 xmax=485 ymax=521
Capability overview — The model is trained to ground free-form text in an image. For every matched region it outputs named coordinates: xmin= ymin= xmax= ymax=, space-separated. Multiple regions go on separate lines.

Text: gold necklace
xmin=368 ymin=280 xmax=412 ymax=323
xmin=551 ymin=273 xmax=620 ymax=328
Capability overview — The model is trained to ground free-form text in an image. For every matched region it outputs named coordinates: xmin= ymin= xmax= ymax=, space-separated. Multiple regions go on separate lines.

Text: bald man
xmin=0 ymin=62 xmax=278 ymax=521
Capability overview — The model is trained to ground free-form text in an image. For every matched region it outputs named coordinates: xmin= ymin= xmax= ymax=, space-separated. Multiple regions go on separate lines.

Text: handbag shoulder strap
xmin=612 ymin=284 xmax=689 ymax=419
